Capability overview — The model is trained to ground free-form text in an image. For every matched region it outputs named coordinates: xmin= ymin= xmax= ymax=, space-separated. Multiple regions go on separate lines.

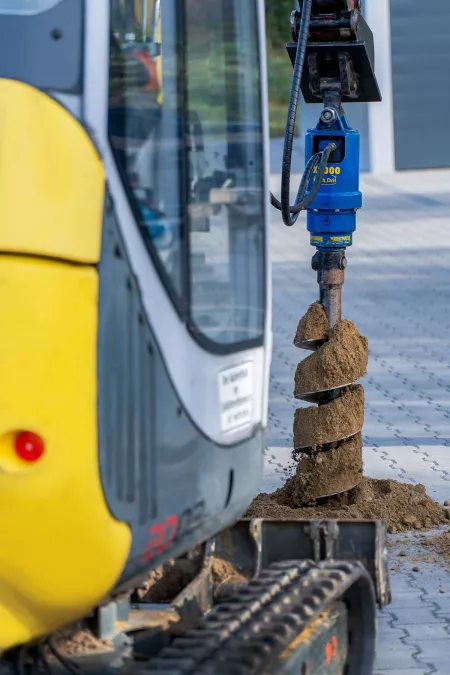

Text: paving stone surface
xmin=265 ymin=169 xmax=450 ymax=673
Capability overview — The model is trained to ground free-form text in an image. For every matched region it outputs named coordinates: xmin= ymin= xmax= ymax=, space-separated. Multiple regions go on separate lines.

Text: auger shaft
xmin=312 ymin=249 xmax=347 ymax=332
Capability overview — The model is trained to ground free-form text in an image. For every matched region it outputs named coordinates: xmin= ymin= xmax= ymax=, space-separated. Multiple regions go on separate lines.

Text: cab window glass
xmin=185 ymin=0 xmax=266 ymax=347
xmin=109 ymin=0 xmax=266 ymax=350
xmin=108 ymin=0 xmax=183 ymax=296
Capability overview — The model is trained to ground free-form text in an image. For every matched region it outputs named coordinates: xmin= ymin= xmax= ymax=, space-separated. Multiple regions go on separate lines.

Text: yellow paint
xmin=280 ymin=608 xmax=335 ymax=661
xmin=313 ymin=166 xmax=341 ymax=176
xmin=0 ymin=257 xmax=131 ymax=651
xmin=0 ymin=79 xmax=104 ymax=263
xmin=313 ymin=165 xmax=340 ymax=186
xmin=329 ymin=236 xmax=351 ymax=244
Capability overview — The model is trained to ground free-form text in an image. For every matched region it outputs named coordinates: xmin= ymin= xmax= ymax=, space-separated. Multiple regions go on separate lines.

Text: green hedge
xmin=266 ymin=0 xmax=295 ymax=48
xmin=265 ymin=1 xmax=297 ymax=137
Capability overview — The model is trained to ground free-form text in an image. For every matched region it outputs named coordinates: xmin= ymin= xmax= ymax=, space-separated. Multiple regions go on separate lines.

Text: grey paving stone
xmin=391 ymin=608 xmax=445 ymax=626
xmin=406 ymin=642 xmax=450 ymax=667
xmin=402 ymin=624 xmax=450 ymax=640
xmin=377 ymin=626 xmax=408 ymax=639
xmin=374 ymin=644 xmax=423 ymax=672
xmin=388 ymin=592 xmax=434 ymax=610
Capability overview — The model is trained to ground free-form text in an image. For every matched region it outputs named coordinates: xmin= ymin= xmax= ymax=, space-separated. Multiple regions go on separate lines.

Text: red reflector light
xmin=14 ymin=432 xmax=45 ymax=462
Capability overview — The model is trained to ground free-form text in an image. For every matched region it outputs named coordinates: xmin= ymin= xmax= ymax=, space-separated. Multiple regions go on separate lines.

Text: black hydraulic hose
xmin=270 ymin=0 xmax=336 ymax=226
xmin=301 ymin=142 xmax=336 ymax=208
xmin=281 ymin=0 xmax=312 ymax=226
xmin=270 ymin=152 xmax=319 ymax=215
xmin=270 ymin=141 xmax=336 ymax=217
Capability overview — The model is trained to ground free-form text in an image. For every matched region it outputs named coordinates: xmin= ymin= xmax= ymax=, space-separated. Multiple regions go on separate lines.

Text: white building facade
xmin=300 ymin=0 xmax=450 ymax=173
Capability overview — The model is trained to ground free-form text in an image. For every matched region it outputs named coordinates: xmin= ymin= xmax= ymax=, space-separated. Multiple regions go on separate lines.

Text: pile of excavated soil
xmin=293 ymin=385 xmax=364 ymax=449
xmin=295 ymin=320 xmax=368 ymax=395
xmin=246 ymin=478 xmax=449 ymax=534
xmin=289 ymin=433 xmax=363 ymax=505
xmin=294 ymin=302 xmax=328 ymax=343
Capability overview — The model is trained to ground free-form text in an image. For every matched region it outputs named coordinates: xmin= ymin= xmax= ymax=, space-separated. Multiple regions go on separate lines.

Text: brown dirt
xmin=140 ymin=557 xmax=202 ymax=603
xmin=294 ymin=302 xmax=328 ymax=342
xmin=245 ymin=477 xmax=448 ymax=534
xmin=211 ymin=557 xmax=247 ymax=584
xmin=211 ymin=557 xmax=248 ymax=601
xmin=49 ymin=627 xmax=111 ymax=656
xmin=139 ymin=553 xmax=248 ymax=604
xmin=295 ymin=320 xmax=368 ymax=395
xmin=293 ymin=385 xmax=364 ymax=449
xmin=422 ymin=531 xmax=450 ymax=559
xmin=288 ymin=433 xmax=363 ymax=505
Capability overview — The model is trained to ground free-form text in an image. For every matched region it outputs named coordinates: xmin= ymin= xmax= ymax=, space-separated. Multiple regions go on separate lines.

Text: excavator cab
xmin=0 ymin=0 xmax=270 ymax=650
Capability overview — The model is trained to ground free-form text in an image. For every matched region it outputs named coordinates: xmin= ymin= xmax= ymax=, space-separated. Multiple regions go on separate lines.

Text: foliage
xmin=265 ymin=0 xmax=296 ymax=48
xmin=265 ymin=0 xmax=298 ymax=137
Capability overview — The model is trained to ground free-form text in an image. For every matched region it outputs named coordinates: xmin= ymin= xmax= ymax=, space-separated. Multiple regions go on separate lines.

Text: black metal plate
xmin=215 ymin=519 xmax=391 ymax=609
xmin=287 ymin=41 xmax=382 ymax=103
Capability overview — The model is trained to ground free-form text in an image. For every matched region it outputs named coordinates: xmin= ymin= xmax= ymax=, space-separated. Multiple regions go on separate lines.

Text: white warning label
xmin=218 ymin=362 xmax=254 ymax=433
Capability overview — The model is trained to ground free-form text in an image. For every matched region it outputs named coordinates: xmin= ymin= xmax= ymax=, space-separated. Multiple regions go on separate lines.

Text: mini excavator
xmin=0 ymin=1 xmax=389 ymax=674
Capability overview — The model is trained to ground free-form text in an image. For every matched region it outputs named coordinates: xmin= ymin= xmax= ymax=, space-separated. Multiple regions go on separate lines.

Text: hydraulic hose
xmin=270 ymin=0 xmax=336 ymax=226
xmin=270 ymin=142 xmax=336 ymax=215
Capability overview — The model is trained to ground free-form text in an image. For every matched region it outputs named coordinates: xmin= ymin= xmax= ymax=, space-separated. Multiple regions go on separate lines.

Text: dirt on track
xmin=139 ymin=554 xmax=247 ymax=604
xmin=49 ymin=628 xmax=111 ymax=657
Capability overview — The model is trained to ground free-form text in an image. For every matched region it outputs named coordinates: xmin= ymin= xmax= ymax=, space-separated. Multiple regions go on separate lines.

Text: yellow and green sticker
xmin=313 ymin=165 xmax=341 ymax=185
xmin=329 ymin=236 xmax=351 ymax=244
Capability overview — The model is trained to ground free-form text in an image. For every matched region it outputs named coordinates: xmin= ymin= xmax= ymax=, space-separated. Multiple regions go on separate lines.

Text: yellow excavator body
xmin=0 ymin=79 xmax=131 ymax=651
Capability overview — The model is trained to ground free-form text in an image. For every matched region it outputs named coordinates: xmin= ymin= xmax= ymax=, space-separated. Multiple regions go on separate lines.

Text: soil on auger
xmin=290 ymin=432 xmax=364 ymax=505
xmin=246 ymin=303 xmax=450 ymax=533
xmin=294 ymin=317 xmax=368 ymax=395
xmin=294 ymin=385 xmax=364 ymax=449
xmin=294 ymin=301 xmax=328 ymax=342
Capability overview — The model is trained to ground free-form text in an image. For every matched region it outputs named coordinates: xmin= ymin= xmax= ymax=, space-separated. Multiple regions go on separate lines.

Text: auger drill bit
xmin=292 ymin=98 xmax=368 ymax=501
